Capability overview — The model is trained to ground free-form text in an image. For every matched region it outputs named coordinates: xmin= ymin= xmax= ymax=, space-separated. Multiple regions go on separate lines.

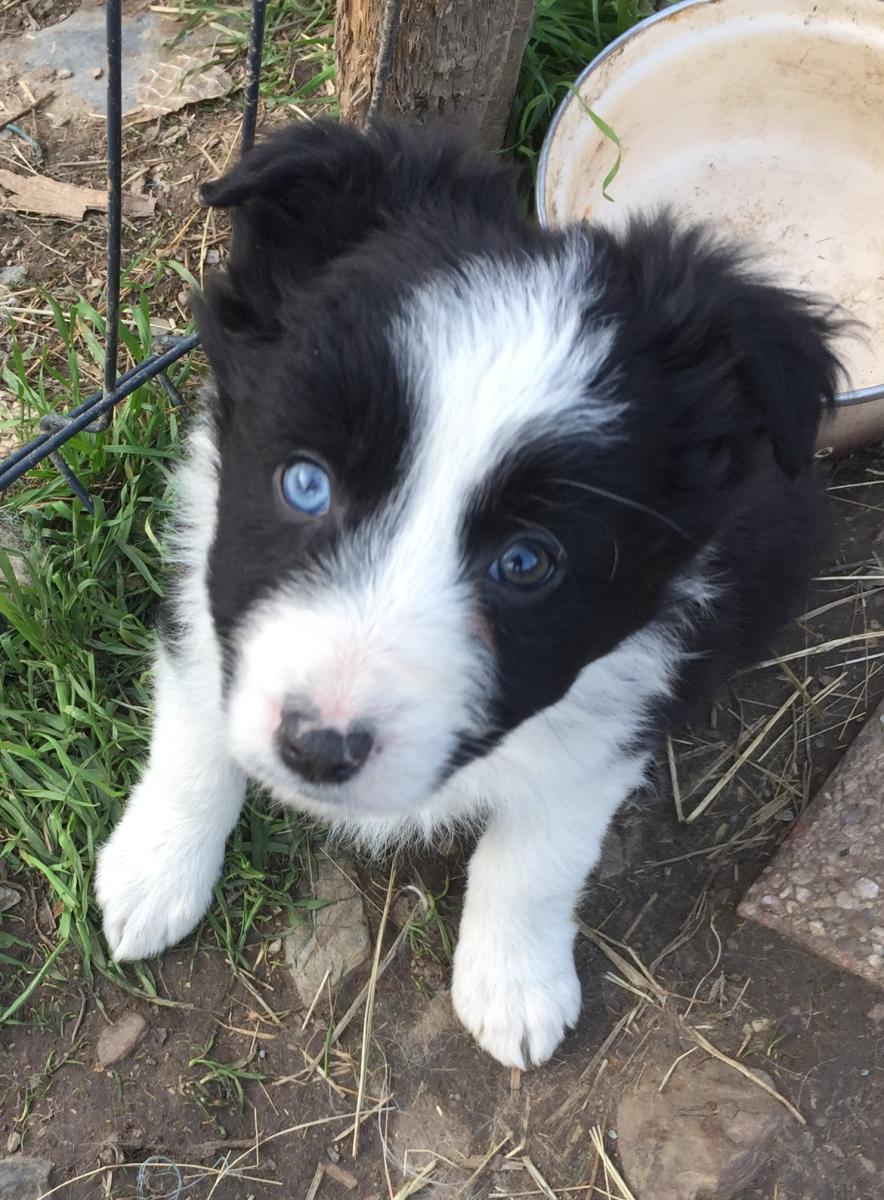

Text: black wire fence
xmin=0 ymin=0 xmax=270 ymax=511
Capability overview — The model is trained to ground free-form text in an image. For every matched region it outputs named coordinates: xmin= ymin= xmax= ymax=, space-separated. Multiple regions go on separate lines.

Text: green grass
xmin=0 ymin=0 xmax=649 ymax=1026
xmin=509 ymin=0 xmax=652 ymax=171
xmin=183 ymin=1033 xmax=269 ymax=1132
xmin=0 ymin=293 xmax=306 ymax=1022
xmin=166 ymin=0 xmax=336 ymax=113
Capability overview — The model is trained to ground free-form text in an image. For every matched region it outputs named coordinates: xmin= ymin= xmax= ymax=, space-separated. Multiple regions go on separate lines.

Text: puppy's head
xmin=194 ymin=121 xmax=841 ymax=821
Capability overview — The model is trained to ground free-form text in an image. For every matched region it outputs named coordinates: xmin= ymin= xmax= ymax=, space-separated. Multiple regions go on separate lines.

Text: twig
xmin=0 ymin=91 xmax=54 ymax=130
xmin=391 ymin=1157 xmax=438 ymax=1199
xmin=588 ymin=1127 xmax=636 ymax=1200
xmin=353 ymin=860 xmax=398 ymax=1156
xmin=452 ymin=1134 xmax=512 ymax=1198
xmin=521 ymin=1156 xmax=558 ymax=1200
xmin=685 ymin=685 xmax=805 ymax=822
xmin=666 ymin=736 xmax=683 ymax=823
xmin=305 ymin=1164 xmax=325 ymax=1200
xmin=679 ymin=1022 xmax=806 ymax=1125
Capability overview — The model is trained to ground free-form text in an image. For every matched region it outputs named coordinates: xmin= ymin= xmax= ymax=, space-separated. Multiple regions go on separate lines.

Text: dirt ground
xmin=2 ymin=4 xmax=884 ymax=1199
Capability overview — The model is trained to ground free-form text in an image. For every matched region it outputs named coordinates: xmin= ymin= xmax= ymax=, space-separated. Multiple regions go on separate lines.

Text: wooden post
xmin=335 ymin=0 xmax=535 ymax=151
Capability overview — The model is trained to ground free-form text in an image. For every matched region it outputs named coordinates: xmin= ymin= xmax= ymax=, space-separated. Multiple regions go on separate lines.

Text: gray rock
xmin=0 ymin=518 xmax=33 ymax=588
xmin=0 ymin=1156 xmax=52 ymax=1200
xmin=617 ymin=1054 xmax=789 ymax=1200
xmin=285 ymin=857 xmax=370 ymax=1010
xmin=0 ymin=265 xmax=27 ymax=286
xmin=97 ymin=1011 xmax=148 ymax=1067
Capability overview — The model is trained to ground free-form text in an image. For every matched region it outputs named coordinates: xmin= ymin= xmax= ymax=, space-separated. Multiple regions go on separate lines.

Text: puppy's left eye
xmin=490 ymin=535 xmax=562 ymax=591
xmin=281 ymin=459 xmax=331 ymax=516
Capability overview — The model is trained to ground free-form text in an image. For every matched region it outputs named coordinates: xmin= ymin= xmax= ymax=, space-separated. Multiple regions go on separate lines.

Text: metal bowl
xmin=536 ymin=0 xmax=884 ymax=453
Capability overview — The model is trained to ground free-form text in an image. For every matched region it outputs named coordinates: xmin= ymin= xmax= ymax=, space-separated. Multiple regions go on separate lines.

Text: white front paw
xmin=96 ymin=793 xmax=222 ymax=962
xmin=451 ymin=918 xmax=581 ymax=1070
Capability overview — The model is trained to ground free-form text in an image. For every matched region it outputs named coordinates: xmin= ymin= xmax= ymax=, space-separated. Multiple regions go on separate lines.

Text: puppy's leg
xmin=451 ymin=754 xmax=647 ymax=1069
xmin=96 ymin=643 xmax=245 ymax=961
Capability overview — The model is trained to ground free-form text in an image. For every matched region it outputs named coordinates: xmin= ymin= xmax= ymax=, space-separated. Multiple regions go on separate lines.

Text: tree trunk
xmin=335 ymin=0 xmax=535 ymax=151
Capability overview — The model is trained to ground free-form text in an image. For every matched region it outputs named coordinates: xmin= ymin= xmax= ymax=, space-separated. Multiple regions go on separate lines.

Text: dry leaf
xmin=0 ymin=169 xmax=155 ymax=221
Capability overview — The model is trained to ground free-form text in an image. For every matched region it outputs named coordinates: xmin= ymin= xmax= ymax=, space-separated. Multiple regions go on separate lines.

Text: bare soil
xmin=1 ymin=7 xmax=883 ymax=1196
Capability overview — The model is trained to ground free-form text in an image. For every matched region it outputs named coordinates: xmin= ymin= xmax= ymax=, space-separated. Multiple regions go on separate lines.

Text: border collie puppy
xmin=96 ymin=120 xmax=840 ymax=1069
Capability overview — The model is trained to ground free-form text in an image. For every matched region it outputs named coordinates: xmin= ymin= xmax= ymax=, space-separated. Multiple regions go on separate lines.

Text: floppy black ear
xmin=593 ymin=216 xmax=843 ymax=481
xmin=194 ymin=118 xmax=521 ymax=343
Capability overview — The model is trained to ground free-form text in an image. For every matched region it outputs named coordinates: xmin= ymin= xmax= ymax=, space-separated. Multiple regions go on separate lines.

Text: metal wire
xmin=102 ymin=0 xmax=123 ymax=414
xmin=0 ymin=0 xmax=269 ymax=504
xmin=241 ymin=0 xmax=269 ymax=154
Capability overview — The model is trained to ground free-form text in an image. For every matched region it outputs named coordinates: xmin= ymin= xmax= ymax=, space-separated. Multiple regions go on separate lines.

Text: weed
xmin=404 ymin=877 xmax=454 ymax=964
xmin=509 ymin=0 xmax=652 ymax=174
xmin=182 ymin=1034 xmax=267 ymax=1132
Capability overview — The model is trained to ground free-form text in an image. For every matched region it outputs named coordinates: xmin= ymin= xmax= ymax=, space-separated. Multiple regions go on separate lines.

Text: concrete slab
xmin=740 ymin=701 xmax=884 ymax=987
xmin=0 ymin=2 xmax=231 ymax=123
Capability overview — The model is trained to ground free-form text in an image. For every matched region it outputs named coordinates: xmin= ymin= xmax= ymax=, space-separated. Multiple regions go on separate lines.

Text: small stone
xmin=852 ymin=878 xmax=879 ymax=901
xmin=868 ymin=953 xmax=882 ymax=969
xmin=0 ymin=885 xmax=21 ymax=913
xmin=760 ymin=894 xmax=777 ymax=909
xmin=834 ymin=890 xmax=859 ymax=911
xmin=4 ymin=1134 xmax=20 ymax=1154
xmin=56 ymin=68 xmax=73 ymax=79
xmin=795 ymin=887 xmax=810 ymax=903
xmin=285 ymin=857 xmax=370 ymax=1010
xmin=0 ymin=519 xmax=33 ymax=587
xmin=267 ymin=938 xmax=282 ymax=954
xmin=0 ymin=1156 xmax=53 ymax=1200
xmin=617 ymin=1053 xmax=788 ymax=1200
xmin=96 ymin=1011 xmax=148 ymax=1067
xmin=91 ymin=67 xmax=103 ymax=79
xmin=205 ymin=248 xmax=221 ymax=266
xmin=0 ymin=265 xmax=27 ymax=287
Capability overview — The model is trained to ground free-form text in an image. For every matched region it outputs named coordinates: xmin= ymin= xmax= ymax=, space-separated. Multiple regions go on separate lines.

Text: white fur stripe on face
xmin=392 ymin=238 xmax=618 ymax=544
xmin=343 ymin=239 xmax=620 ymax=602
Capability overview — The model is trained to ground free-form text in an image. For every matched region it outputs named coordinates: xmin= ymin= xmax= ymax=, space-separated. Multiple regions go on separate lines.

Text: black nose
xmin=277 ymin=711 xmax=374 ymax=785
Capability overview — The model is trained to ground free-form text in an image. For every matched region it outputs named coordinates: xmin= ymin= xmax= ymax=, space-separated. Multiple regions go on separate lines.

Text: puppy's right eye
xmin=281 ymin=460 xmax=331 ymax=516
xmin=489 ymin=532 xmax=564 ymax=592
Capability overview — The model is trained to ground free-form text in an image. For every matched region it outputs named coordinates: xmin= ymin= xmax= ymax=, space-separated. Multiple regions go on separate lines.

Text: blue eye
xmin=490 ymin=537 xmax=561 ymax=590
xmin=281 ymin=459 xmax=331 ymax=516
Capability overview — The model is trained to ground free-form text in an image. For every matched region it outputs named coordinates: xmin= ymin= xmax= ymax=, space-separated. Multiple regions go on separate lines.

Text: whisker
xmin=549 ymin=478 xmax=696 ymax=543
